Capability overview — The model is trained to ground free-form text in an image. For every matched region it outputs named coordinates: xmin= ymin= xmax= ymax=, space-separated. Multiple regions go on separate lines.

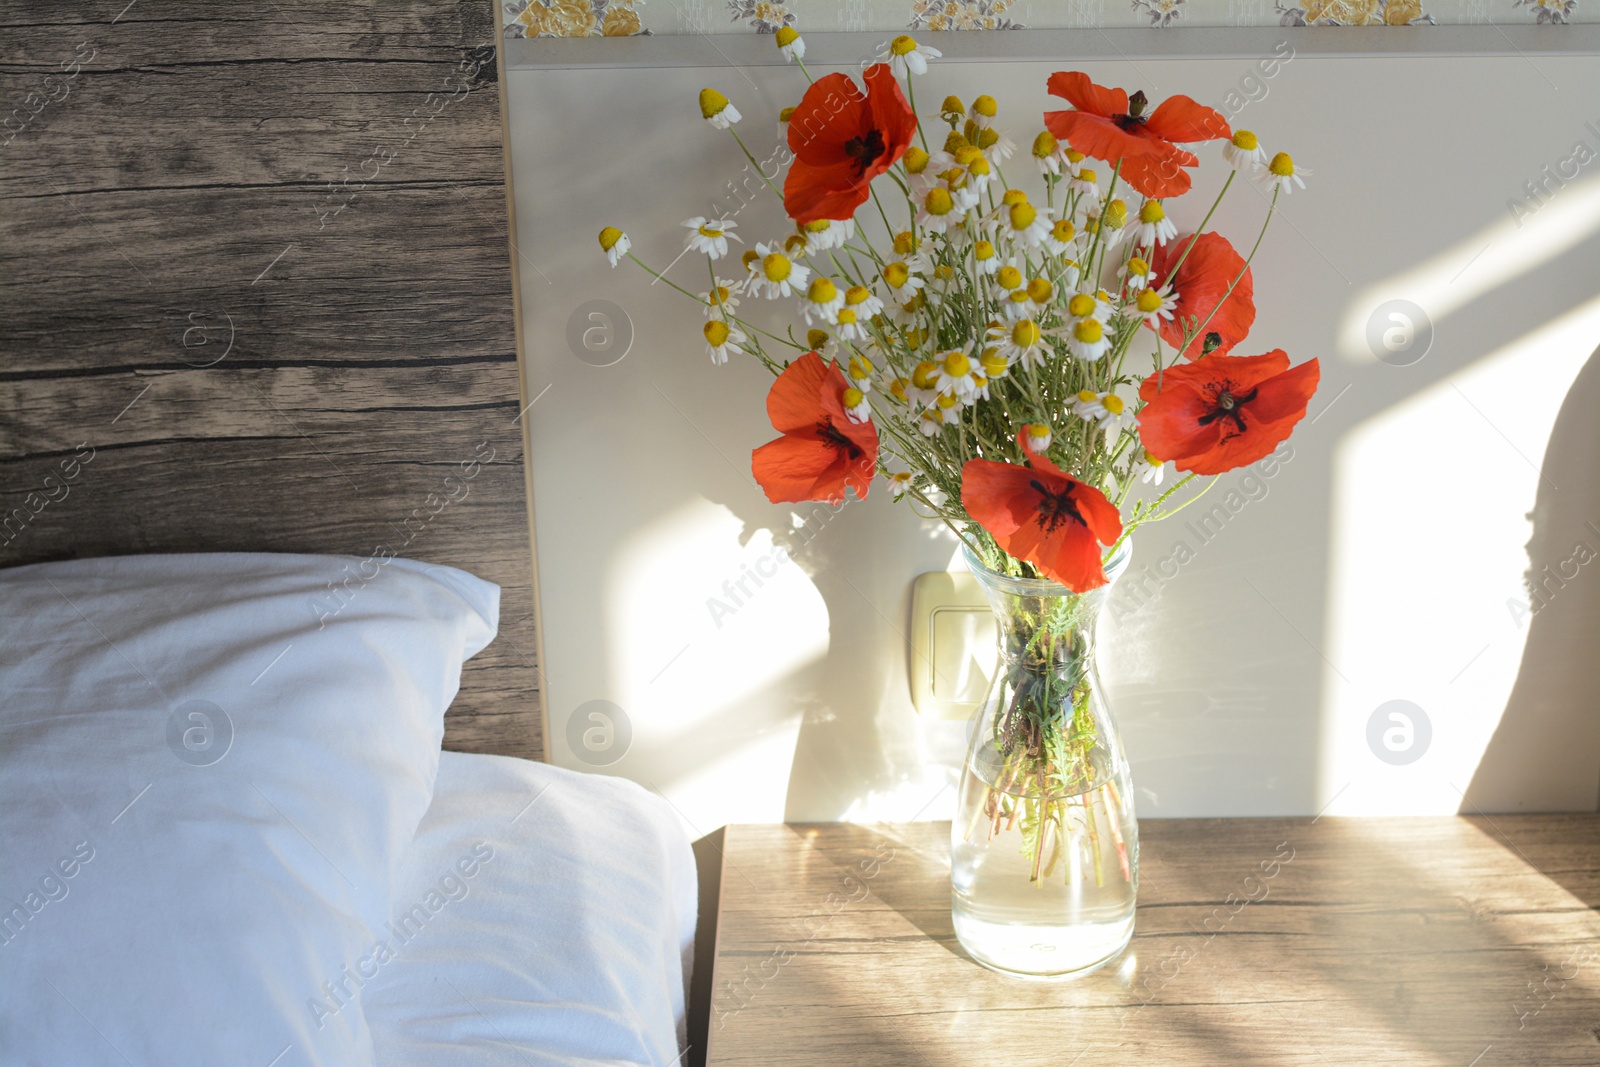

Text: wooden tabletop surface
xmin=701 ymin=816 xmax=1600 ymax=1067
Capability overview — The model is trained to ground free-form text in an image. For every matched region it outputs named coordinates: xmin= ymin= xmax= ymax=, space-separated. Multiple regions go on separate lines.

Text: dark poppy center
xmin=1196 ymin=386 xmax=1259 ymax=435
xmin=1113 ymin=89 xmax=1149 ymax=130
xmin=1029 ymin=478 xmax=1085 ymax=533
xmin=819 ymin=420 xmax=864 ymax=460
xmin=842 ymin=128 xmax=887 ymax=177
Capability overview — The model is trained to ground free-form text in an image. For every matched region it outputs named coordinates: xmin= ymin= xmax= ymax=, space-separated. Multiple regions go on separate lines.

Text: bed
xmin=0 ymin=4 xmax=696 ymax=1064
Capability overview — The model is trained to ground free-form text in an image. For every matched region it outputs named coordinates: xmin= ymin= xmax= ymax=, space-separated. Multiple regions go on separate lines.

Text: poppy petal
xmin=1117 ymin=148 xmax=1197 ymax=199
xmin=764 ymin=351 xmax=831 ymax=434
xmin=787 ymin=72 xmax=867 ymax=164
xmin=752 ymin=433 xmax=847 ymax=504
xmin=864 ymin=63 xmax=917 ymax=165
xmin=1141 ymin=94 xmax=1231 ymax=146
xmin=1152 ymin=232 xmax=1256 ymax=361
xmin=1045 ymin=71 xmax=1128 ymax=118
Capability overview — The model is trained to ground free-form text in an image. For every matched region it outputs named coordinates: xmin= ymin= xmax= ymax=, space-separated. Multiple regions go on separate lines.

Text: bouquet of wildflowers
xmin=598 ymin=29 xmax=1321 ymax=880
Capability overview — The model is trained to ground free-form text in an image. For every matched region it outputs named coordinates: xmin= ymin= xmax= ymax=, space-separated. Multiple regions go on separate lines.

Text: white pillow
xmin=0 ymin=553 xmax=498 ymax=1067
xmin=363 ymin=751 xmax=698 ymax=1067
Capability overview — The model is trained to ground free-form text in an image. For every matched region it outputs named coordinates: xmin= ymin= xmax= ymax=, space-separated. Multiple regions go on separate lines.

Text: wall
xmin=505 ymin=31 xmax=1600 ymax=831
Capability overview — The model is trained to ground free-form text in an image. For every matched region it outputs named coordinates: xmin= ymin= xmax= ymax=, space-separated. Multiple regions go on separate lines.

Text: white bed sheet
xmin=363 ymin=751 xmax=697 ymax=1067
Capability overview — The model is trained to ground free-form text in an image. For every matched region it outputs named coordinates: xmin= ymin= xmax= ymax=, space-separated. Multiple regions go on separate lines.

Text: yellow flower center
xmin=973 ymin=240 xmax=995 ymax=261
xmin=762 ymin=253 xmax=793 ymax=282
xmin=1068 ymin=293 xmax=1096 ymax=318
xmin=1009 ymin=290 xmax=1030 ymax=304
xmin=807 ymin=329 xmax=830 ymax=349
xmin=976 ymin=127 xmax=999 ymax=150
xmin=775 ymin=26 xmax=800 ymax=47
xmin=883 ymin=263 xmax=910 ymax=288
xmin=1103 ymin=200 xmax=1127 ymax=229
xmin=1078 ymin=168 xmax=1098 ymax=184
xmin=699 ymin=225 xmax=723 ymax=238
xmin=1232 ymin=129 xmax=1259 ymax=151
xmin=845 ymin=285 xmax=871 ymax=306
xmin=837 ymin=308 xmax=857 ymax=325
xmin=890 ymin=35 xmax=918 ymax=56
xmin=842 ymin=387 xmax=865 ymax=409
xmin=1012 ymin=320 xmax=1040 ymax=347
xmin=1128 ymin=256 xmax=1150 ymax=276
xmin=954 ymin=145 xmax=983 ymax=167
xmin=936 ymin=392 xmax=960 ymax=410
xmin=806 ymin=277 xmax=838 ymax=304
xmin=1074 ymin=320 xmax=1104 ymax=343
xmin=849 ymin=355 xmax=873 ymax=378
xmin=784 ymin=234 xmax=807 ymax=256
xmin=912 ymin=361 xmax=939 ymax=389
xmin=942 ymin=351 xmax=971 ymax=377
xmin=934 ymin=264 xmax=956 ymax=282
xmin=1135 ymin=289 xmax=1164 ymax=313
xmin=779 ymin=106 xmax=796 ymax=123
xmin=742 ymin=249 xmax=761 ymax=271
xmin=967 ymin=156 xmax=992 ymax=178
xmin=704 ymin=320 xmax=730 ymax=346
xmin=940 ymin=95 xmax=965 ymax=119
xmin=1008 ymin=202 xmax=1037 ymax=230
xmin=944 ymin=130 xmax=969 ymax=154
xmin=1268 ymin=152 xmax=1295 ymax=177
xmin=1032 ymin=130 xmax=1058 ymax=158
xmin=981 ymin=350 xmax=1008 ymax=376
xmin=995 ymin=266 xmax=1022 ymax=290
xmin=1027 ymin=423 xmax=1052 ymax=440
xmin=698 ymin=88 xmax=730 ymax=119
xmin=1078 ymin=390 xmax=1098 ymax=404
xmin=1139 ymin=201 xmax=1165 ymax=224
xmin=903 ymin=146 xmax=930 ymax=174
xmin=972 ymin=94 xmax=997 ymax=118
xmin=597 ymin=226 xmax=623 ymax=251
xmin=924 ymin=188 xmax=954 ymax=216
xmin=711 ymin=285 xmax=731 ymax=305
xmin=1103 ymin=394 xmax=1125 ymax=415
xmin=1052 ymin=219 xmax=1075 ymax=242
xmin=1026 ymin=277 xmax=1052 ymax=303
xmin=1001 ymin=188 xmax=1028 ymax=208
xmin=1066 ymin=148 xmax=1085 ymax=163
xmin=890 ymin=378 xmax=909 ymax=401
xmin=802 ymin=219 xmax=831 ymax=233
xmin=893 ymin=231 xmax=919 ymax=255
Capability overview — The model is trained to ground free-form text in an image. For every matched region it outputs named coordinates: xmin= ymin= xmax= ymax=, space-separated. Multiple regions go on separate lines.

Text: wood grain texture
xmin=0 ymin=2 xmax=543 ymax=758
xmin=706 ymin=818 xmax=1600 ymax=1067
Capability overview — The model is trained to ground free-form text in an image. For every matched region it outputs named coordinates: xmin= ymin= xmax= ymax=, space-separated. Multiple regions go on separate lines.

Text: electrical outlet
xmin=909 ymin=571 xmax=998 ymax=719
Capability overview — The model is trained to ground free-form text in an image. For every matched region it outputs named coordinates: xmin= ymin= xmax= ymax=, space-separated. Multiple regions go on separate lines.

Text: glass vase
xmin=951 ymin=541 xmax=1138 ymax=980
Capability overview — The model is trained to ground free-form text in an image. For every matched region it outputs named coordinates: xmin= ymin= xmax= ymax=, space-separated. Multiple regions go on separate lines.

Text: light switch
xmin=910 ymin=570 xmax=998 ymax=719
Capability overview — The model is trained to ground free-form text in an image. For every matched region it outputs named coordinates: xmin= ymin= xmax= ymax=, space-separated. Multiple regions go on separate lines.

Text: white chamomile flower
xmin=1017 ymin=276 xmax=1057 ymax=320
xmin=1057 ymin=258 xmax=1083 ymax=293
xmin=799 ymin=277 xmax=844 ymax=325
xmin=1123 ymin=284 xmax=1178 ymax=326
xmin=934 ymin=350 xmax=980 ymax=400
xmin=799 ymin=217 xmax=854 ymax=254
xmin=916 ymin=186 xmax=964 ymax=233
xmin=1223 ymin=129 xmax=1268 ymax=172
xmin=697 ymin=88 xmax=741 ymax=129
xmin=990 ymin=264 xmax=1030 ymax=319
xmin=1129 ymin=200 xmax=1177 ymax=249
xmin=1137 ymin=450 xmax=1169 ymax=487
xmin=979 ymin=345 xmax=1010 ymax=383
xmin=752 ymin=242 xmax=810 ymax=299
xmin=988 ymin=318 xmax=1050 ymax=370
xmin=972 ymin=125 xmax=1015 ymax=165
xmin=1068 ymin=317 xmax=1111 ymax=361
xmin=908 ymin=360 xmax=941 ymax=407
xmin=842 ymin=386 xmax=872 ymax=424
xmin=1073 ymin=390 xmax=1129 ymax=439
xmin=702 ymin=319 xmax=745 ymax=366
xmin=1257 ymin=151 xmax=1308 ymax=195
xmin=903 ymin=147 xmax=942 ymax=198
xmin=918 ymin=408 xmax=948 ymax=436
xmin=969 ymin=95 xmax=999 ymax=129
xmin=841 ymin=284 xmax=882 ymax=321
xmin=1023 ymin=423 xmax=1053 ymax=453
xmin=888 ymin=471 xmax=915 ymax=499
xmin=805 ymin=329 xmax=836 ymax=357
xmin=971 ymin=239 xmax=1000 ymax=275
xmin=683 ymin=216 xmax=740 ymax=259
xmin=995 ymin=194 xmax=1051 ymax=250
xmin=699 ymin=282 xmax=741 ymax=320
xmin=774 ymin=25 xmax=805 ymax=62
xmin=597 ymin=226 xmax=630 ymax=268
xmin=846 ymin=354 xmax=875 ymax=392
xmin=880 ymin=34 xmax=941 ymax=77
xmin=1068 ymin=167 xmax=1099 ymax=198
xmin=889 ymin=293 xmax=928 ymax=326
xmin=1041 ymin=217 xmax=1078 ymax=257
xmin=1123 ymin=256 xmax=1152 ymax=293
xmin=882 ymin=261 xmax=925 ymax=304
xmin=1067 ymin=289 xmax=1112 ymax=327
xmin=1031 ymin=130 xmax=1069 ymax=177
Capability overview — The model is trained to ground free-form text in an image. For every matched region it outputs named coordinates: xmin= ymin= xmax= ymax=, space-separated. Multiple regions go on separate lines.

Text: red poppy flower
xmin=752 ymin=352 xmax=879 ymax=504
xmin=1149 ymin=231 xmax=1256 ymax=362
xmin=1043 ymin=72 xmax=1230 ymax=199
xmin=1138 ymin=350 xmax=1320 ymax=476
xmin=784 ymin=64 xmax=917 ymax=224
xmin=961 ymin=431 xmax=1124 ymax=592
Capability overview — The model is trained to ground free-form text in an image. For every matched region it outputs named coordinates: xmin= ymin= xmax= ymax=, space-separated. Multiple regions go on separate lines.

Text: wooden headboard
xmin=0 ymin=2 xmax=545 ymax=760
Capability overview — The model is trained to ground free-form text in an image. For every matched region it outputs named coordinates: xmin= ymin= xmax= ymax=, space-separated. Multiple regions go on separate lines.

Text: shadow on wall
xmin=1465 ymin=343 xmax=1600 ymax=814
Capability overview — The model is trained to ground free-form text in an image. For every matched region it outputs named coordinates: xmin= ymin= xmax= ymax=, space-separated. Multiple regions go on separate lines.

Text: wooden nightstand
xmin=698 ymin=817 xmax=1600 ymax=1066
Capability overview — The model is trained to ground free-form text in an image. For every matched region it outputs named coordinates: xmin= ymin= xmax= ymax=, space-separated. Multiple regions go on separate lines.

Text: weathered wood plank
xmin=706 ymin=818 xmax=1600 ymax=1066
xmin=0 ymin=2 xmax=543 ymax=759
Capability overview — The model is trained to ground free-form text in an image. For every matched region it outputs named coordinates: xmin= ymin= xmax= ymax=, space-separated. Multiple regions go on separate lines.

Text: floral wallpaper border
xmin=503 ymin=0 xmax=1591 ymax=37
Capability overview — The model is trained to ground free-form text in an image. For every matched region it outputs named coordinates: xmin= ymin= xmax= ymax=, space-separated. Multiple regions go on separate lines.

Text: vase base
xmin=953 ymin=912 xmax=1134 ymax=981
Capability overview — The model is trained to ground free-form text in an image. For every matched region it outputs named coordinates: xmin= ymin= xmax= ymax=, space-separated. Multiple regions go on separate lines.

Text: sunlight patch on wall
xmin=1319 ymin=295 xmax=1600 ymax=815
